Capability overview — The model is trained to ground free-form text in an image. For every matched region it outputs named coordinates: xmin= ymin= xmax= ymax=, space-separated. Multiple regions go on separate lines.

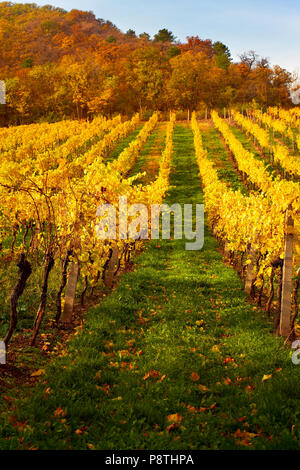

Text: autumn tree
xmin=167 ymin=51 xmax=225 ymax=111
xmin=239 ymin=50 xmax=259 ymax=70
xmin=123 ymin=46 xmax=167 ymax=113
xmin=125 ymin=29 xmax=137 ymax=39
xmin=139 ymin=32 xmax=150 ymax=41
xmin=153 ymin=29 xmax=176 ymax=43
xmin=179 ymin=37 xmax=214 ymax=57
xmin=213 ymin=41 xmax=231 ymax=69
xmin=167 ymin=46 xmax=181 ymax=59
xmin=0 ymin=2 xmax=295 ymax=124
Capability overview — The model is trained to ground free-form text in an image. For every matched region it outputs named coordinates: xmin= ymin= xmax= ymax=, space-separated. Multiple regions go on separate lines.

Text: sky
xmin=13 ymin=0 xmax=300 ymax=74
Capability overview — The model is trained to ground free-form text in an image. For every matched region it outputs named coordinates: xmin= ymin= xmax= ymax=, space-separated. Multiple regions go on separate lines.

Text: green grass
xmin=201 ymin=124 xmax=248 ymax=195
xmin=105 ymin=125 xmax=143 ymax=163
xmin=264 ymin=125 xmax=300 ymax=158
xmin=229 ymin=124 xmax=278 ymax=179
xmin=128 ymin=123 xmax=166 ymax=185
xmin=1 ymin=125 xmax=300 ymax=450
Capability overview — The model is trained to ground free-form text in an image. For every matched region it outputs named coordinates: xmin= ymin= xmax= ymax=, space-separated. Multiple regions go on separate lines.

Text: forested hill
xmin=0 ymin=2 xmax=294 ymax=124
xmin=0 ymin=2 xmax=127 ymax=71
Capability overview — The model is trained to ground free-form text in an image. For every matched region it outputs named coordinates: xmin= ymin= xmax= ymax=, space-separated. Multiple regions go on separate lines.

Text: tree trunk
xmin=80 ymin=276 xmax=88 ymax=306
xmin=274 ymin=263 xmax=284 ymax=332
xmin=102 ymin=248 xmax=113 ymax=281
xmin=91 ymin=270 xmax=101 ymax=297
xmin=104 ymin=245 xmax=119 ymax=288
xmin=245 ymin=245 xmax=257 ymax=295
xmin=291 ymin=269 xmax=300 ymax=341
xmin=55 ymin=250 xmax=72 ymax=322
xmin=31 ymin=253 xmax=54 ymax=346
xmin=266 ymin=267 xmax=275 ymax=316
xmin=4 ymin=254 xmax=32 ymax=347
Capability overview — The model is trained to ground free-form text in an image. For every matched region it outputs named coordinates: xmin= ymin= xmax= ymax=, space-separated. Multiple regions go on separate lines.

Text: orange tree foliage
xmin=0 ymin=2 xmax=295 ymax=125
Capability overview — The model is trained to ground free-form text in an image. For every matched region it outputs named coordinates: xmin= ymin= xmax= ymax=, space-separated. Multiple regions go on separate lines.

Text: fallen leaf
xmin=150 ymin=370 xmax=160 ymax=378
xmin=197 ymin=384 xmax=209 ymax=392
xmin=223 ymin=357 xmax=236 ymax=364
xmin=53 ymin=406 xmax=67 ymax=418
xmin=31 ymin=369 xmax=46 ymax=377
xmin=75 ymin=426 xmax=87 ymax=435
xmin=190 ymin=372 xmax=200 ymax=382
xmin=166 ymin=422 xmax=179 ymax=432
xmin=187 ymin=403 xmax=197 ymax=412
xmin=167 ymin=413 xmax=182 ymax=423
xmin=237 ymin=416 xmax=247 ymax=422
xmin=234 ymin=429 xmax=258 ymax=439
xmin=223 ymin=377 xmax=232 ymax=385
xmin=262 ymin=374 xmax=272 ymax=382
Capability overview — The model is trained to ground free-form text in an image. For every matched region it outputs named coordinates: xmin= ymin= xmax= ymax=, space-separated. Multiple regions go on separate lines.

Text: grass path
xmin=128 ymin=123 xmax=166 ymax=185
xmin=228 ymin=123 xmax=278 ymax=179
xmin=200 ymin=122 xmax=248 ymax=194
xmin=105 ymin=124 xmax=143 ymax=163
xmin=1 ymin=125 xmax=300 ymax=450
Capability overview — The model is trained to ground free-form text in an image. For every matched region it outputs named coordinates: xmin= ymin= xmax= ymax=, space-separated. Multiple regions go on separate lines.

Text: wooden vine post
xmin=59 ymin=261 xmax=79 ymax=326
xmin=59 ymin=222 xmax=81 ymax=327
xmin=280 ymin=204 xmax=294 ymax=336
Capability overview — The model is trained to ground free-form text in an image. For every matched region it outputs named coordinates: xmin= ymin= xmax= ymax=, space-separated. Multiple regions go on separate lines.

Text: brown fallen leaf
xmin=53 ymin=406 xmax=67 ymax=418
xmin=75 ymin=426 xmax=88 ymax=435
xmin=166 ymin=422 xmax=179 ymax=433
xmin=197 ymin=384 xmax=209 ymax=392
xmin=167 ymin=413 xmax=182 ymax=423
xmin=190 ymin=372 xmax=200 ymax=382
xmin=223 ymin=377 xmax=232 ymax=385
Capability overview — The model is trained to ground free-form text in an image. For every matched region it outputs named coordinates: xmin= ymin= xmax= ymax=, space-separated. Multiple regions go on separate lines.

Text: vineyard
xmin=1 ymin=108 xmax=300 ymax=450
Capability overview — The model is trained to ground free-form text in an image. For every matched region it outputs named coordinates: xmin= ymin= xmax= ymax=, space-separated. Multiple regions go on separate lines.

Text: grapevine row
xmin=191 ymin=112 xmax=300 ymax=332
xmin=212 ymin=111 xmax=300 ymax=213
xmin=232 ymin=111 xmax=300 ymax=177
xmin=0 ymin=112 xmax=172 ymax=347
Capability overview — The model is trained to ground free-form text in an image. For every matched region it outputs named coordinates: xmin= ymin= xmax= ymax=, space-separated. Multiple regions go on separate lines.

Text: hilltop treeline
xmin=0 ymin=2 xmax=295 ymax=124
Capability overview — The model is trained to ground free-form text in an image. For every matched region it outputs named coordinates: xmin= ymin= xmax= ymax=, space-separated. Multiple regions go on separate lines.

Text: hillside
xmin=0 ymin=2 xmax=295 ymax=125
xmin=0 ymin=2 xmax=125 ymax=71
